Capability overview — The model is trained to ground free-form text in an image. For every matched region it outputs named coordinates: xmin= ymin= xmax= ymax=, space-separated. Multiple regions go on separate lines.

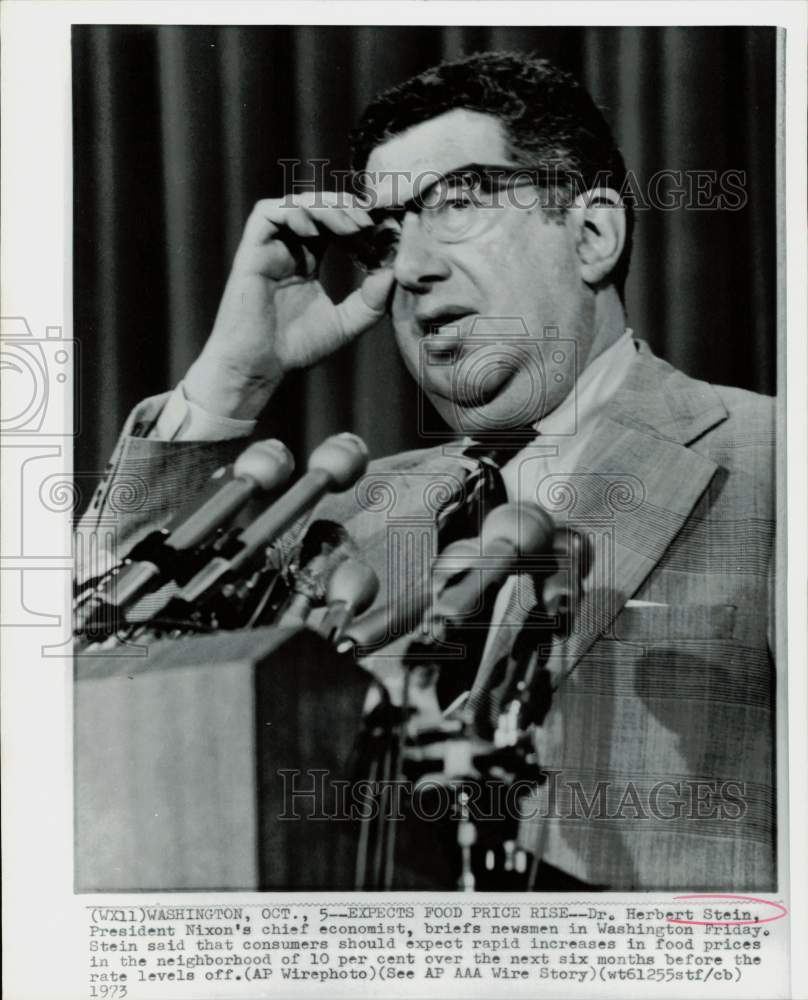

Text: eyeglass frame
xmin=345 ymin=162 xmax=580 ymax=272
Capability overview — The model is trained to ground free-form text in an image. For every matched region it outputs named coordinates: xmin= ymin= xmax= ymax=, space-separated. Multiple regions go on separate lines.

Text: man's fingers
xmin=245 ymin=192 xmax=374 ymax=243
xmin=359 ymin=268 xmax=396 ymax=312
xmin=303 ymin=205 xmax=362 ymax=235
xmin=307 ymin=191 xmax=374 ymax=228
xmin=268 ymin=207 xmax=319 ymax=240
xmin=332 ymin=269 xmax=395 ymax=341
xmin=340 ymin=204 xmax=375 ymax=228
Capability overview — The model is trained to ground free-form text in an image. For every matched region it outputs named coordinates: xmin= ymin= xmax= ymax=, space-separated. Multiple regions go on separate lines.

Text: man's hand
xmin=184 ymin=192 xmax=395 ymax=420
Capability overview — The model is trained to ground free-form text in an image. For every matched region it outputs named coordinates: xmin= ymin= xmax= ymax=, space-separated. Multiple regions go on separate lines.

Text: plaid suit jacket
xmin=77 ymin=342 xmax=776 ymax=890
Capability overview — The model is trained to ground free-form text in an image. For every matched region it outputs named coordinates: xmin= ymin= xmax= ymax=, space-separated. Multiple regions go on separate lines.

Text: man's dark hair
xmin=351 ymin=51 xmax=633 ymax=299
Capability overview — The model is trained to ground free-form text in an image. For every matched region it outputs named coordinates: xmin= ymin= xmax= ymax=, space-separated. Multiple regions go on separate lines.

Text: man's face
xmin=364 ymin=109 xmax=596 ymax=433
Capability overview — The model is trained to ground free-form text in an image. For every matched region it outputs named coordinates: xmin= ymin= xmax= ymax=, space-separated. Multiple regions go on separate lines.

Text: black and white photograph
xmin=70 ymin=22 xmax=780 ymax=893
xmin=2 ymin=5 xmax=806 ymax=999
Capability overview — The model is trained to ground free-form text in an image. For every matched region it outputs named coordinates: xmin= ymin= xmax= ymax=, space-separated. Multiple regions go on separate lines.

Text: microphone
xmin=425 ymin=503 xmax=554 ymax=632
xmin=336 ymin=537 xmax=479 ymax=652
xmin=336 ymin=509 xmax=550 ymax=654
xmin=166 ymin=440 xmax=296 ymax=550
xmin=76 ymin=439 xmax=294 ymax=632
xmin=318 ymin=558 xmax=380 ymax=643
xmin=178 ymin=433 xmax=369 ymax=604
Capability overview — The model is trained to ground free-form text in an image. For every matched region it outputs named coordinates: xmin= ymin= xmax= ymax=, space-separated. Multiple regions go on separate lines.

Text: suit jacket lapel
xmin=542 ymin=346 xmax=729 ymax=684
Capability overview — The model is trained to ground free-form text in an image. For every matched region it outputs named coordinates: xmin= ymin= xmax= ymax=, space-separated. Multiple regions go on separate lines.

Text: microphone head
xmin=307 ymin=432 xmax=369 ymax=490
xmin=552 ymin=526 xmax=590 ymax=578
xmin=234 ymin=439 xmax=295 ymax=491
xmin=325 ymin=559 xmax=379 ymax=615
xmin=432 ymin=537 xmax=480 ymax=587
xmin=481 ymin=502 xmax=554 ymax=555
xmin=436 ymin=537 xmax=480 ymax=561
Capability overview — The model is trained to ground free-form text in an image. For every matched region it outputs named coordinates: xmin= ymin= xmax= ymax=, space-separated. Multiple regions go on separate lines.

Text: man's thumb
xmin=333 ymin=268 xmax=395 ymax=339
xmin=360 ymin=268 xmax=396 ymax=312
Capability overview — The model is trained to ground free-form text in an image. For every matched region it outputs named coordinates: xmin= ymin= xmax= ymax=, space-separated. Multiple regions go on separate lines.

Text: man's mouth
xmin=417 ymin=308 xmax=476 ymax=337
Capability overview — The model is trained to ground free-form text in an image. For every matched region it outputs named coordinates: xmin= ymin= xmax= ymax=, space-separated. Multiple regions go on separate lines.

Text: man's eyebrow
xmin=433 ymin=162 xmax=516 ymax=181
xmin=371 ymin=163 xmax=521 ymax=217
xmin=417 ymin=162 xmax=520 ymax=192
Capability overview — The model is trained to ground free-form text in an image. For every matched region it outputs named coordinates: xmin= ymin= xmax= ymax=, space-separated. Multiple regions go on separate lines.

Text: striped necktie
xmin=436 ymin=433 xmax=537 ymax=552
xmin=431 ymin=432 xmax=542 ymax=722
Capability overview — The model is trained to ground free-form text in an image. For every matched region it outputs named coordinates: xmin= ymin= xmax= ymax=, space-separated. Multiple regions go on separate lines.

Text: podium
xmin=75 ymin=627 xmax=373 ymax=891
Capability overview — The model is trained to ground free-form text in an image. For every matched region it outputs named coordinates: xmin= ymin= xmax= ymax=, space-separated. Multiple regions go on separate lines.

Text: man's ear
xmin=569 ymin=187 xmax=626 ymax=286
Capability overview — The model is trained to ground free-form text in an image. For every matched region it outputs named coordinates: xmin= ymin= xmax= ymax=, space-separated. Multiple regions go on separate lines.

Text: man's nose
xmin=392 ymin=214 xmax=451 ymax=292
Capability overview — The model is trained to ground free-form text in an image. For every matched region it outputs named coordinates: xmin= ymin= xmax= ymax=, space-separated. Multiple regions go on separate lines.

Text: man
xmin=78 ymin=52 xmax=775 ymax=890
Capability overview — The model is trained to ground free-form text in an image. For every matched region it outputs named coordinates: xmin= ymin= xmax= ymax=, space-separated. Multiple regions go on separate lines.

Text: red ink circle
xmin=667 ymin=894 xmax=788 ymax=926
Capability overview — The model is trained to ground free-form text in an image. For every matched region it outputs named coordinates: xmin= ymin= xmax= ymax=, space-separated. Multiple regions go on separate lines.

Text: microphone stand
xmin=348 ymin=524 xmax=586 ymax=891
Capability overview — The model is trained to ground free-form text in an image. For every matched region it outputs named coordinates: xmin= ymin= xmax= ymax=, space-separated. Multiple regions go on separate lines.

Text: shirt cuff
xmin=153 ymin=382 xmax=257 ymax=442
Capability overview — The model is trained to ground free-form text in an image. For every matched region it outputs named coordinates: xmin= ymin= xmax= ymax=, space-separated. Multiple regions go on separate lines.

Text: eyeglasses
xmin=346 ymin=164 xmax=559 ymax=272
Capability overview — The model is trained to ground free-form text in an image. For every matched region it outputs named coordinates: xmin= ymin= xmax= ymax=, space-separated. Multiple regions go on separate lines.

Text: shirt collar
xmin=535 ymin=329 xmax=637 ymax=438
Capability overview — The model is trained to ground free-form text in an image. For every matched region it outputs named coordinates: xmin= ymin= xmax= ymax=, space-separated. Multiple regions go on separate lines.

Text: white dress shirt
xmin=153 ymin=381 xmax=257 ymax=442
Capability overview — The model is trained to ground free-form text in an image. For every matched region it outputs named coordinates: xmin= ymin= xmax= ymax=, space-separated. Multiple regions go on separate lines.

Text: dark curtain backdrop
xmin=73 ymin=25 xmax=777 ymax=484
